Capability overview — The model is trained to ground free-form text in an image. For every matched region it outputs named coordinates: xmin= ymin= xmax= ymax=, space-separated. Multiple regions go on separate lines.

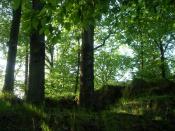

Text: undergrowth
xmin=0 ymin=92 xmax=175 ymax=131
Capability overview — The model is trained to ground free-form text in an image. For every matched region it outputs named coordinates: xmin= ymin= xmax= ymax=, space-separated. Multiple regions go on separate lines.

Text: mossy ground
xmin=0 ymin=87 xmax=175 ymax=131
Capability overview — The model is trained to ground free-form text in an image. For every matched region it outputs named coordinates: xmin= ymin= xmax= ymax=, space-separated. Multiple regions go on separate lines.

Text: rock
xmin=94 ymin=85 xmax=123 ymax=110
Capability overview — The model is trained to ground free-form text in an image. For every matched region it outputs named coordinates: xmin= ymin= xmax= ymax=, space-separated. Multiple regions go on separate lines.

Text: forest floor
xmin=0 ymin=80 xmax=175 ymax=131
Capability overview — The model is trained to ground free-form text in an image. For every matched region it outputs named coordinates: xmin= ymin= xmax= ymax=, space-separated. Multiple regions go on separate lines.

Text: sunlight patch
xmin=118 ymin=45 xmax=135 ymax=58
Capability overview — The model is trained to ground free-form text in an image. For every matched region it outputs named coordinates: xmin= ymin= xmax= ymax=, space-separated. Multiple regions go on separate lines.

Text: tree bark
xmin=154 ymin=39 xmax=166 ymax=79
xmin=74 ymin=38 xmax=80 ymax=94
xmin=3 ymin=4 xmax=21 ymax=93
xmin=27 ymin=0 xmax=45 ymax=104
xmin=141 ymin=42 xmax=144 ymax=70
xmin=48 ymin=44 xmax=54 ymax=73
xmin=79 ymin=25 xmax=94 ymax=107
xmin=24 ymin=43 xmax=29 ymax=97
xmin=160 ymin=44 xmax=166 ymax=79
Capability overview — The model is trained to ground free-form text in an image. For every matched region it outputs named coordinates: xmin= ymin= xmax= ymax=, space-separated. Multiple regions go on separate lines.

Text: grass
xmin=0 ymin=92 xmax=174 ymax=131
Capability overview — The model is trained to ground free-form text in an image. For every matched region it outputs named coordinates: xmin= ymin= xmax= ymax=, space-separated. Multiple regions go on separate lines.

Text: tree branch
xmin=164 ymin=34 xmax=175 ymax=51
xmin=94 ymin=29 xmax=115 ymax=50
xmin=45 ymin=54 xmax=52 ymax=67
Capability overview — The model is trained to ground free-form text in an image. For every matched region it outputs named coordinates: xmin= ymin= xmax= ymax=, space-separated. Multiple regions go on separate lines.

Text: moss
xmin=94 ymin=85 xmax=123 ymax=110
xmin=0 ymin=92 xmax=175 ymax=130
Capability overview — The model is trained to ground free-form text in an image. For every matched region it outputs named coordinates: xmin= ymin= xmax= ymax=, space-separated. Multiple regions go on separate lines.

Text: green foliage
xmin=41 ymin=121 xmax=51 ymax=131
xmin=95 ymin=51 xmax=119 ymax=87
xmin=45 ymin=29 xmax=79 ymax=97
xmin=12 ymin=0 xmax=21 ymax=10
xmin=1 ymin=0 xmax=175 ymax=130
xmin=115 ymin=0 xmax=175 ymax=80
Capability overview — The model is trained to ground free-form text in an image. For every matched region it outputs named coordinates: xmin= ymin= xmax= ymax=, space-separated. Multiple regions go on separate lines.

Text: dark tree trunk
xmin=24 ymin=43 xmax=29 ymax=97
xmin=154 ymin=40 xmax=166 ymax=79
xmin=74 ymin=38 xmax=80 ymax=94
xmin=46 ymin=44 xmax=54 ymax=88
xmin=50 ymin=46 xmax=54 ymax=69
xmin=48 ymin=44 xmax=54 ymax=73
xmin=141 ymin=42 xmax=144 ymax=70
xmin=160 ymin=44 xmax=166 ymax=79
xmin=3 ymin=4 xmax=21 ymax=93
xmin=45 ymin=44 xmax=54 ymax=73
xmin=27 ymin=0 xmax=45 ymax=104
xmin=79 ymin=25 xmax=94 ymax=107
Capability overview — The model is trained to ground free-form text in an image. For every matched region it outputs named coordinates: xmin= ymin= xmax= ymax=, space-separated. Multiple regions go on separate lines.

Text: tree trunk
xmin=160 ymin=44 xmax=166 ymax=79
xmin=27 ymin=0 xmax=45 ymax=104
xmin=74 ymin=38 xmax=80 ymax=94
xmin=79 ymin=25 xmax=94 ymax=107
xmin=141 ymin=42 xmax=144 ymax=70
xmin=49 ymin=44 xmax=54 ymax=73
xmin=45 ymin=43 xmax=54 ymax=73
xmin=24 ymin=43 xmax=29 ymax=97
xmin=3 ymin=4 xmax=21 ymax=93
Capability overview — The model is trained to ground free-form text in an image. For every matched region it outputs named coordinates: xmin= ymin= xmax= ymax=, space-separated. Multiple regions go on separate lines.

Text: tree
xmin=45 ymin=29 xmax=79 ymax=97
xmin=80 ymin=24 xmax=95 ymax=107
xmin=3 ymin=1 xmax=22 ymax=92
xmin=0 ymin=0 xmax=11 ymax=58
xmin=24 ymin=42 xmax=29 ymax=96
xmin=116 ymin=0 xmax=175 ymax=80
xmin=74 ymin=36 xmax=81 ymax=94
xmin=61 ymin=0 xmax=110 ymax=107
xmin=27 ymin=0 xmax=45 ymax=104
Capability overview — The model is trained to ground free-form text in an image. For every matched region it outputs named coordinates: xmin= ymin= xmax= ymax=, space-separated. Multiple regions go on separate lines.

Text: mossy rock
xmin=94 ymin=85 xmax=123 ymax=110
xmin=124 ymin=78 xmax=151 ymax=97
xmin=150 ymin=79 xmax=175 ymax=95
xmin=45 ymin=96 xmax=77 ymax=109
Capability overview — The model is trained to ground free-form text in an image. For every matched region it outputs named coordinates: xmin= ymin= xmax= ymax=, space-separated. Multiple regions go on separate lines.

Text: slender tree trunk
xmin=27 ymin=0 xmax=45 ymax=104
xmin=160 ymin=44 xmax=166 ymax=79
xmin=79 ymin=25 xmax=94 ymax=107
xmin=141 ymin=42 xmax=144 ymax=70
xmin=3 ymin=4 xmax=21 ymax=93
xmin=154 ymin=40 xmax=166 ymax=79
xmin=49 ymin=44 xmax=54 ymax=73
xmin=45 ymin=44 xmax=54 ymax=73
xmin=24 ymin=43 xmax=29 ymax=97
xmin=74 ymin=38 xmax=80 ymax=94
xmin=140 ymin=41 xmax=144 ymax=79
